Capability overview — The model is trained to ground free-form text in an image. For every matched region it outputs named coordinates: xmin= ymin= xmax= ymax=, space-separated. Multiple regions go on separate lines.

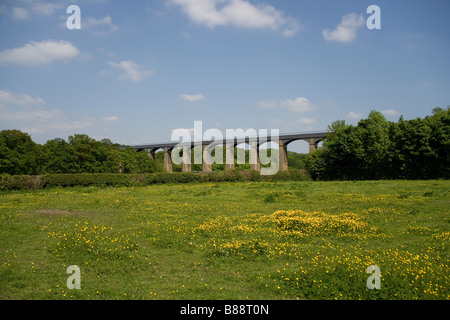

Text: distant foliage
xmin=306 ymin=108 xmax=450 ymax=180
xmin=0 ymin=132 xmax=156 ymax=175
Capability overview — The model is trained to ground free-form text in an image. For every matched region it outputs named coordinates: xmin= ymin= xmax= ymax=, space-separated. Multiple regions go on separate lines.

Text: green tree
xmin=398 ymin=117 xmax=433 ymax=178
xmin=387 ymin=119 xmax=405 ymax=178
xmin=307 ymin=108 xmax=449 ymax=180
xmin=66 ymin=134 xmax=99 ymax=173
xmin=42 ymin=138 xmax=77 ymax=173
xmin=0 ymin=130 xmax=43 ymax=175
xmin=119 ymin=147 xmax=156 ymax=173
xmin=354 ymin=110 xmax=392 ymax=179
xmin=287 ymin=151 xmax=308 ymax=170
xmin=305 ymin=148 xmax=326 ymax=180
xmin=424 ymin=107 xmax=449 ymax=178
xmin=306 ymin=120 xmax=364 ymax=180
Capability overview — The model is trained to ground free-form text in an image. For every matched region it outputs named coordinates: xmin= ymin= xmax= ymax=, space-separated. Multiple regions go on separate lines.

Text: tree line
xmin=1 ymin=107 xmax=448 ymax=179
xmin=0 ymin=132 xmax=156 ymax=175
xmin=305 ymin=107 xmax=449 ymax=180
xmin=0 ymin=130 xmax=308 ymax=175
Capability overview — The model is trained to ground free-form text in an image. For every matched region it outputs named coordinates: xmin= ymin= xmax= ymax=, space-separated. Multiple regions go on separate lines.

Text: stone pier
xmin=182 ymin=147 xmax=191 ymax=172
xmin=147 ymin=149 xmax=156 ymax=161
xmin=225 ymin=143 xmax=235 ymax=171
xmin=308 ymin=138 xmax=320 ymax=153
xmin=202 ymin=144 xmax=212 ymax=173
xmin=164 ymin=147 xmax=173 ymax=173
xmin=249 ymin=140 xmax=260 ymax=172
xmin=278 ymin=140 xmax=289 ymax=172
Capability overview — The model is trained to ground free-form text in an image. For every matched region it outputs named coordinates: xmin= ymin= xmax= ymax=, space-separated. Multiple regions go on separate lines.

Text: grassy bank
xmin=0 ymin=180 xmax=448 ymax=299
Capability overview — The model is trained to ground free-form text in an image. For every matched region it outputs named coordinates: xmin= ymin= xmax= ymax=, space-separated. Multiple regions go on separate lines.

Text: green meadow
xmin=0 ymin=180 xmax=448 ymax=300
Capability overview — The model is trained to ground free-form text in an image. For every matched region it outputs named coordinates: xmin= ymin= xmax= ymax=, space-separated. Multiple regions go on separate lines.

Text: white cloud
xmin=347 ymin=111 xmax=363 ymax=119
xmin=296 ymin=117 xmax=317 ymax=125
xmin=11 ymin=7 xmax=29 ymax=20
xmin=381 ymin=109 xmax=400 ymax=117
xmin=31 ymin=2 xmax=63 ymax=16
xmin=21 ymin=119 xmax=95 ymax=135
xmin=268 ymin=118 xmax=283 ymax=124
xmin=266 ymin=117 xmax=317 ymax=135
xmin=280 ymin=97 xmax=316 ymax=113
xmin=0 ymin=90 xmax=88 ymax=132
xmin=257 ymin=100 xmax=278 ymax=108
xmin=180 ymin=94 xmax=205 ymax=102
xmin=169 ymin=0 xmax=300 ymax=37
xmin=107 ymin=60 xmax=154 ymax=82
xmin=101 ymin=116 xmax=118 ymax=122
xmin=83 ymin=14 xmax=119 ymax=35
xmin=258 ymin=97 xmax=316 ymax=113
xmin=0 ymin=90 xmax=117 ymax=135
xmin=0 ymin=90 xmax=45 ymax=107
xmin=422 ymin=81 xmax=432 ymax=86
xmin=0 ymin=40 xmax=79 ymax=66
xmin=6 ymin=2 xmax=63 ymax=19
xmin=180 ymin=30 xmax=192 ymax=40
xmin=99 ymin=69 xmax=112 ymax=76
xmin=281 ymin=19 xmax=301 ymax=37
xmin=323 ymin=13 xmax=365 ymax=43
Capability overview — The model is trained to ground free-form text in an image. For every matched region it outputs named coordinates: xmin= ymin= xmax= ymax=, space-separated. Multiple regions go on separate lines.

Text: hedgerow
xmin=0 ymin=169 xmax=309 ymax=190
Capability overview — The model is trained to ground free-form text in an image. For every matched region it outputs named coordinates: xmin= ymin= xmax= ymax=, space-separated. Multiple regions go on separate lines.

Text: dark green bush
xmin=250 ymin=170 xmax=262 ymax=181
xmin=261 ymin=169 xmax=309 ymax=182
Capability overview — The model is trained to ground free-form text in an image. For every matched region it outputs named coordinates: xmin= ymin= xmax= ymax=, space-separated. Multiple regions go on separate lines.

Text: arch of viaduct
xmin=132 ymin=131 xmax=328 ymax=173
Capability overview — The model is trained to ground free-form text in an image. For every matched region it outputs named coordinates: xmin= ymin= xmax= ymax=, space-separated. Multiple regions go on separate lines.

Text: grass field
xmin=0 ymin=180 xmax=448 ymax=300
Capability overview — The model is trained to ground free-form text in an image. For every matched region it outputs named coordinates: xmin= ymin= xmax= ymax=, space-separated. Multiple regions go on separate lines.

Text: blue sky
xmin=0 ymin=0 xmax=449 ymax=153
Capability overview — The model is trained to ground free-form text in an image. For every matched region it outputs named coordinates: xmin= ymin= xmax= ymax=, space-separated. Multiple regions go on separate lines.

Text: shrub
xmin=0 ymin=175 xmax=44 ymax=190
xmin=250 ymin=170 xmax=262 ymax=181
xmin=42 ymin=173 xmax=134 ymax=188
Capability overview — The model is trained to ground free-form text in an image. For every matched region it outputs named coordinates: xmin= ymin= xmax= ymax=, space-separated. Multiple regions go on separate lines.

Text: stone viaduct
xmin=132 ymin=131 xmax=328 ymax=173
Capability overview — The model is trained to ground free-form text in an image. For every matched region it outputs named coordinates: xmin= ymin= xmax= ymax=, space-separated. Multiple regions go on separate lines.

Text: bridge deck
xmin=131 ymin=131 xmax=328 ymax=151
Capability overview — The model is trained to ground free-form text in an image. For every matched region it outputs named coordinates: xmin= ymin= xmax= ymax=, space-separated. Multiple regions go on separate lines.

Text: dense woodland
xmin=0 ymin=107 xmax=448 ymax=180
xmin=306 ymin=107 xmax=449 ymax=180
